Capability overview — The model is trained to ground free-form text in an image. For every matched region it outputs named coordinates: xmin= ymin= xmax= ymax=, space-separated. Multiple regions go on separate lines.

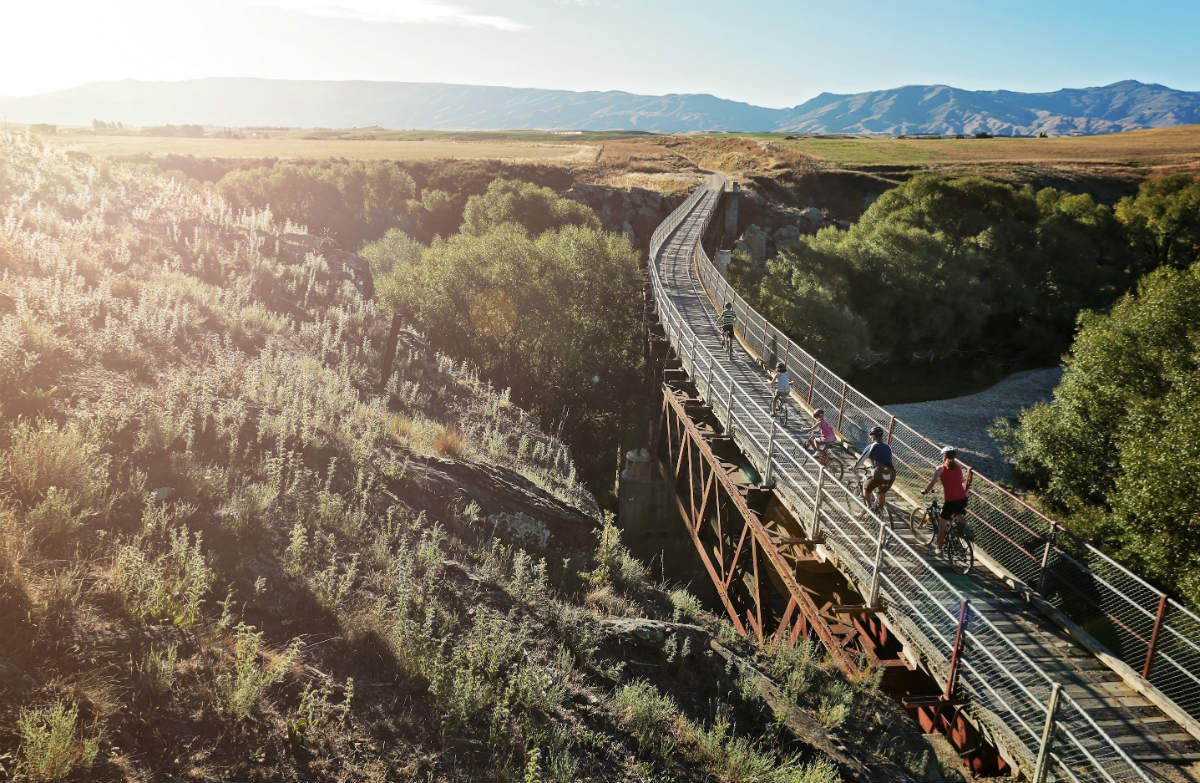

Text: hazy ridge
xmin=3 ymin=77 xmax=1199 ymax=135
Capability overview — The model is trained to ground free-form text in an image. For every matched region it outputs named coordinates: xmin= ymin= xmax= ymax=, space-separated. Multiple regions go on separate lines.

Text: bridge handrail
xmin=648 ymin=175 xmax=1150 ymax=783
xmin=684 ymin=180 xmax=1200 ymax=736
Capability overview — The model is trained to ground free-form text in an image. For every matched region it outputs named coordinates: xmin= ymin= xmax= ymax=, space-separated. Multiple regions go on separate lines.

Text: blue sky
xmin=3 ymin=0 xmax=1198 ymax=105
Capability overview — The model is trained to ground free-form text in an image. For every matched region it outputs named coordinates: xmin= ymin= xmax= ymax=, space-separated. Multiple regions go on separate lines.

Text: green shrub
xmin=669 ymin=588 xmax=706 ymax=624
xmin=135 ymin=644 xmax=178 ymax=696
xmin=15 ymin=700 xmax=100 ymax=782
xmin=580 ymin=513 xmax=646 ymax=593
xmin=3 ymin=418 xmax=108 ymax=509
xmin=24 ymin=487 xmax=85 ymax=546
xmin=611 ymin=680 xmax=678 ymax=759
xmin=114 ymin=527 xmax=213 ymax=627
xmin=215 ymin=623 xmax=298 ymax=719
xmin=311 ymin=553 xmax=359 ymax=611
xmin=288 ymin=677 xmax=354 ymax=748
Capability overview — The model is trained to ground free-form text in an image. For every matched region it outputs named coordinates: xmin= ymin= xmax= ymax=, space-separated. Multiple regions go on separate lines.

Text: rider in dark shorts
xmin=922 ymin=446 xmax=974 ymax=555
xmin=853 ymin=425 xmax=895 ymax=507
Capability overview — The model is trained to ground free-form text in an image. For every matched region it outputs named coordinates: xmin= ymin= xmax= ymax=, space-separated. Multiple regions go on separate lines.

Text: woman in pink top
xmin=922 ymin=446 xmax=974 ymax=554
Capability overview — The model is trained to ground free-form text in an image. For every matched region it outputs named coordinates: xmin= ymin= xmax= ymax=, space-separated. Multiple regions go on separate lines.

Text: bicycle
xmin=720 ymin=326 xmax=734 ymax=360
xmin=852 ymin=466 xmax=901 ymax=528
xmin=908 ymin=492 xmax=974 ymax=574
xmin=798 ymin=437 xmax=844 ymax=480
xmin=771 ymin=390 xmax=789 ymax=425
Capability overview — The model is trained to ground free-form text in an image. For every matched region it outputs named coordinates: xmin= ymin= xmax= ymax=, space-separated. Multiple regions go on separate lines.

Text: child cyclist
xmin=717 ymin=302 xmax=736 ymax=348
xmin=803 ymin=408 xmax=838 ymax=455
xmin=769 ymin=362 xmax=790 ymax=415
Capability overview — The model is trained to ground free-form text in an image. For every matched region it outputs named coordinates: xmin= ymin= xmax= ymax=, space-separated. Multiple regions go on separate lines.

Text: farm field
xmin=763 ymin=123 xmax=1200 ymax=170
xmin=46 ymin=131 xmax=601 ymax=163
xmin=37 ymin=125 xmax=1200 ymax=182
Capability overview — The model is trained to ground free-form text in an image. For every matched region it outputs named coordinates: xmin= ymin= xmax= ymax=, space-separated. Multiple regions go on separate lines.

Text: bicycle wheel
xmin=946 ymin=532 xmax=973 ymax=575
xmin=781 ymin=404 xmax=788 ymax=426
xmin=825 ymin=453 xmax=844 ymax=480
xmin=907 ymin=507 xmax=927 ymax=536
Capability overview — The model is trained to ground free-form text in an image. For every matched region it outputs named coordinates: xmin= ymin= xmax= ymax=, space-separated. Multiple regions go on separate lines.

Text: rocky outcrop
xmin=731 ymin=198 xmax=856 ymax=265
xmin=562 ymin=183 xmax=684 ymax=251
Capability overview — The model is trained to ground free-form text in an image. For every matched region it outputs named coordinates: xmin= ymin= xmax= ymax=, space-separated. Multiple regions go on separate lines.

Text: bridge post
xmin=810 ymin=466 xmax=827 ymax=539
xmin=885 ymin=415 xmax=895 ymax=444
xmin=836 ymin=381 xmax=848 ymax=431
xmin=944 ymin=599 xmax=969 ymax=701
xmin=725 ymin=384 xmax=735 ymax=437
xmin=1143 ymin=593 xmax=1169 ymax=679
xmin=1032 ymin=682 xmax=1063 ymax=783
xmin=807 ymin=360 xmax=816 ymax=403
xmin=759 ymin=319 xmax=769 ymax=366
xmin=764 ymin=415 xmax=778 ymax=487
xmin=867 ymin=520 xmax=887 ymax=608
xmin=1036 ymin=521 xmax=1057 ymax=595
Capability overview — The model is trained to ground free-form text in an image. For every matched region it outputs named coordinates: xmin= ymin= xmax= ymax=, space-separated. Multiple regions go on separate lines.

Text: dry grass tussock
xmin=0 ymin=132 xmax=933 ymax=782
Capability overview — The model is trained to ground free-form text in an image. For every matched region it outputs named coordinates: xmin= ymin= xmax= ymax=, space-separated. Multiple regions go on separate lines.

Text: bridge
xmin=642 ymin=173 xmax=1200 ymax=782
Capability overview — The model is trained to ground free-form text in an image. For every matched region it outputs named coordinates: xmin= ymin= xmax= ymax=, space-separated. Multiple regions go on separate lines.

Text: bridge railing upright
xmin=684 ymin=179 xmax=1200 ymax=734
xmin=648 ymin=174 xmax=1151 ymax=783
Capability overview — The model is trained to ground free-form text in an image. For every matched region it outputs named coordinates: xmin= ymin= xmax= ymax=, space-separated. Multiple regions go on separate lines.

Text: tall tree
xmin=1115 ymin=174 xmax=1200 ymax=272
xmin=1002 ymin=261 xmax=1200 ymax=602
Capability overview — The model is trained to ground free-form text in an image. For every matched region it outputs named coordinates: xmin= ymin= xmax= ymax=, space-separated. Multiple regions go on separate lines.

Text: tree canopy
xmin=460 ymin=178 xmax=600 ymax=237
xmin=218 ymin=161 xmax=417 ymax=246
xmin=363 ymin=184 xmax=640 ymax=497
xmin=1115 ymin=173 xmax=1200 ymax=272
xmin=1001 ymin=261 xmax=1200 ymax=603
xmin=740 ymin=174 xmax=1139 ymax=374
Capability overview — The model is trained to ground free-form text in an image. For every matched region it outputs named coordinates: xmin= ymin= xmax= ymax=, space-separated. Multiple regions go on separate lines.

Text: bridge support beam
xmin=651 ymin=378 xmax=1009 ymax=777
xmin=656 ymin=383 xmax=866 ymax=672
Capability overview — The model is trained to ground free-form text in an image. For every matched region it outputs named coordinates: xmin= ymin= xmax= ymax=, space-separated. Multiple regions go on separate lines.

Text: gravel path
xmin=886 ymin=368 xmax=1062 ymax=480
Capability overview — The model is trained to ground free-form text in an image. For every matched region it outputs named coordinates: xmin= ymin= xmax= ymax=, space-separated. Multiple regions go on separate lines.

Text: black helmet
xmin=870 ymin=425 xmax=885 ymax=439
xmin=776 ymin=362 xmax=786 ymax=372
xmin=813 ymin=408 xmax=824 ymax=417
xmin=724 ymin=302 xmax=732 ymax=309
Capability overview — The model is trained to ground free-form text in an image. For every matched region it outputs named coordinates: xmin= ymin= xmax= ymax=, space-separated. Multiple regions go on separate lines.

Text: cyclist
xmin=770 ymin=362 xmax=790 ymax=416
xmin=803 ymin=408 xmax=838 ymax=455
xmin=853 ymin=425 xmax=895 ymax=509
xmin=717 ymin=302 xmax=736 ymax=349
xmin=921 ymin=446 xmax=974 ymax=555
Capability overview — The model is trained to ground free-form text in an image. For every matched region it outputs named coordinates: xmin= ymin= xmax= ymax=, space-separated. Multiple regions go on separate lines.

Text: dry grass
xmin=431 ymin=425 xmax=465 ymax=458
xmin=47 ymin=133 xmax=599 ymax=163
xmin=39 ymin=124 xmax=1200 ymax=190
xmin=583 ymin=585 xmax=637 ymax=617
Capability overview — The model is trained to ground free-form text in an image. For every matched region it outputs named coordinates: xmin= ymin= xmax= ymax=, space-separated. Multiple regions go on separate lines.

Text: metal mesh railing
xmin=648 ymin=173 xmax=1152 ymax=783
xmin=681 ymin=178 xmax=1200 ymax=737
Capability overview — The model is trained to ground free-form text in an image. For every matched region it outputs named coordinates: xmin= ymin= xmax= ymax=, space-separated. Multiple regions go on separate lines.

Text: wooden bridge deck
xmin=652 ymin=180 xmax=1200 ymax=782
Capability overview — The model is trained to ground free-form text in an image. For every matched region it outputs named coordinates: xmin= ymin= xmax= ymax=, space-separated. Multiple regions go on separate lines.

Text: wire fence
xmin=648 ymin=173 xmax=1151 ymax=783
xmin=681 ymin=178 xmax=1200 ymax=737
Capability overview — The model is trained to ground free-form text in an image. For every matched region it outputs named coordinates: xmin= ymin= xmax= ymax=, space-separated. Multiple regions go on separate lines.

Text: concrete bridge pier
xmin=617 ymin=447 xmax=697 ymax=575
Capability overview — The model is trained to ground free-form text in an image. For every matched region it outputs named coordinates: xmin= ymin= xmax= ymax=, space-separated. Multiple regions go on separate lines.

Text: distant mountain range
xmin=3 ymin=78 xmax=1199 ymax=136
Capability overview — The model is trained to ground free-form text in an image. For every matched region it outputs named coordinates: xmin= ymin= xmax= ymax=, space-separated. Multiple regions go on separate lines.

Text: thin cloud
xmin=242 ymin=0 xmax=530 ymax=31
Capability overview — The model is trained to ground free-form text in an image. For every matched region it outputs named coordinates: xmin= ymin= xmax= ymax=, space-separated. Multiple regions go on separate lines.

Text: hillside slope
xmin=4 ymin=77 xmax=1199 ymax=135
xmin=779 ymin=80 xmax=1200 ymax=135
xmin=0 ymin=136 xmax=941 ymax=781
